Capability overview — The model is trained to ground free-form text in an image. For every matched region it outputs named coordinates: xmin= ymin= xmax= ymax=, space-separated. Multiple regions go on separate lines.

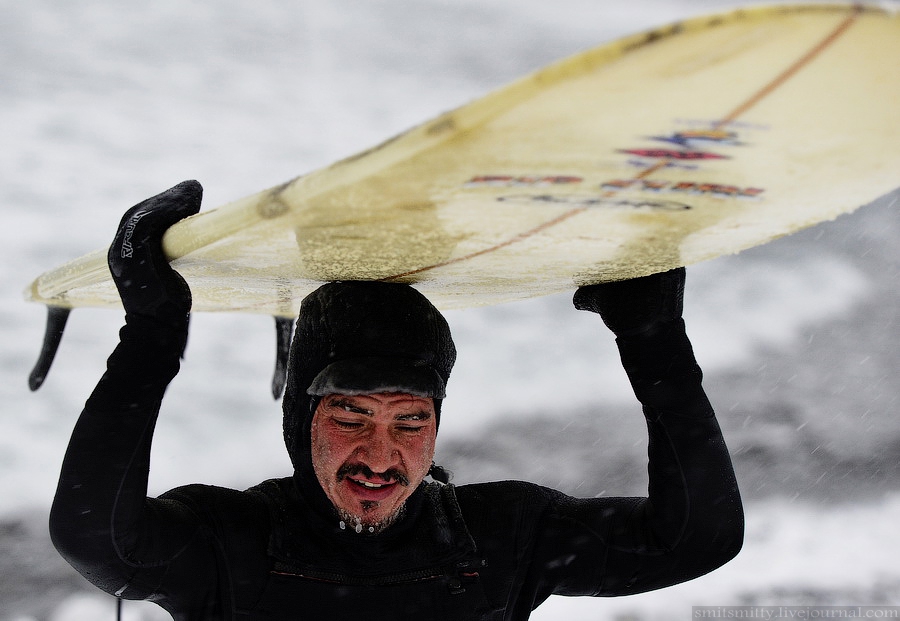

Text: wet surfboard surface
xmin=25 ymin=4 xmax=900 ymax=315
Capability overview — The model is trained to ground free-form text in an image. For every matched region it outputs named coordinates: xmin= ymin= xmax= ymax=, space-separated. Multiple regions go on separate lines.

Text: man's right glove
xmin=573 ymin=267 xmax=685 ymax=338
xmin=107 ymin=180 xmax=202 ymax=328
xmin=575 ymin=267 xmax=708 ymax=412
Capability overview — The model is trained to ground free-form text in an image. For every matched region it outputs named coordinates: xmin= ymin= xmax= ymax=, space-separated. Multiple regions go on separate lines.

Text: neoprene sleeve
xmin=49 ymin=317 xmax=210 ymax=601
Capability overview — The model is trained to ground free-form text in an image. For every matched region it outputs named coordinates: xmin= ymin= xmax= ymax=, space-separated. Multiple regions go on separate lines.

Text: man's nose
xmin=359 ymin=428 xmax=400 ymax=474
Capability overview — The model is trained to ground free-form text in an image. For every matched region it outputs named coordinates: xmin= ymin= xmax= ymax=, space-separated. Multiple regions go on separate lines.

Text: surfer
xmin=49 ymin=181 xmax=743 ymax=619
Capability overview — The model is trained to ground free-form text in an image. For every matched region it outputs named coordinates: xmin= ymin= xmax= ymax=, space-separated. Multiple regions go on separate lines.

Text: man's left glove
xmin=108 ymin=180 xmax=202 ymax=328
xmin=573 ymin=267 xmax=685 ymax=338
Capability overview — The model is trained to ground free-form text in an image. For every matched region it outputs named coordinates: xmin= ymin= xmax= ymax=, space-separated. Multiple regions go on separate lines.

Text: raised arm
xmin=530 ymin=269 xmax=744 ymax=600
xmin=48 ymin=181 xmax=213 ymax=601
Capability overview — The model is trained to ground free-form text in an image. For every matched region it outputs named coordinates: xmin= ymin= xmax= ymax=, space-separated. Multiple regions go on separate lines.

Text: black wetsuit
xmin=50 ymin=318 xmax=743 ymax=620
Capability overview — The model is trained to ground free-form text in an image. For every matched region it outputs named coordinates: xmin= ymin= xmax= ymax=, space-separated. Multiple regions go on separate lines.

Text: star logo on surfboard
xmin=649 ymin=129 xmax=743 ymax=148
xmin=619 ymin=124 xmax=751 ymax=166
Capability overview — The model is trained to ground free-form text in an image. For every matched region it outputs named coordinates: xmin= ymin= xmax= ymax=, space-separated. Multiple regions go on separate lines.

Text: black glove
xmin=573 ymin=267 xmax=685 ymax=338
xmin=107 ymin=180 xmax=202 ymax=328
xmin=576 ymin=269 xmax=705 ymax=411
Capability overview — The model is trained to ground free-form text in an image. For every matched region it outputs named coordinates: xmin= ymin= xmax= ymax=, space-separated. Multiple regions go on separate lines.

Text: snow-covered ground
xmin=1 ymin=2 xmax=898 ymax=619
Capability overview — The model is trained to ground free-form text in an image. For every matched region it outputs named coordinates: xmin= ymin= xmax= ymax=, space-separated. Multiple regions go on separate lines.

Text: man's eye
xmin=397 ymin=425 xmax=425 ymax=433
xmin=334 ymin=419 xmax=363 ymax=430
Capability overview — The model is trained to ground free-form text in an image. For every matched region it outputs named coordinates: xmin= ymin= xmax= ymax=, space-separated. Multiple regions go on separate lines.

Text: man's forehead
xmin=324 ymin=391 xmax=431 ymax=402
xmin=322 ymin=392 xmax=435 ymax=412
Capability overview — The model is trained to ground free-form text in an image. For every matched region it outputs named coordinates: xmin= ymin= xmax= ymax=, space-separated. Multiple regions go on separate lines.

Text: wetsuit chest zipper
xmin=271 ymin=560 xmax=484 ymax=594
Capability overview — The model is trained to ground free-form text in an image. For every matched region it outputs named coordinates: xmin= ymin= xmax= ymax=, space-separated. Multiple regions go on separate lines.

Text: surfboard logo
xmin=617 ymin=148 xmax=729 ymax=160
xmin=465 ymin=175 xmax=582 ymax=187
xmin=498 ymin=194 xmax=691 ymax=211
xmin=626 ymin=158 xmax=699 ymax=171
xmin=606 ymin=123 xmax=766 ymax=199
xmin=649 ymin=129 xmax=743 ymax=148
xmin=619 ymin=122 xmax=757 ymax=168
xmin=601 ymin=179 xmax=764 ymax=199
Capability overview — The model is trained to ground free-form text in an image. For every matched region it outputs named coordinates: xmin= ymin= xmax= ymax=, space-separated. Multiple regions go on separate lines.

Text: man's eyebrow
xmin=328 ymin=398 xmax=374 ymax=416
xmin=396 ymin=411 xmax=433 ymax=422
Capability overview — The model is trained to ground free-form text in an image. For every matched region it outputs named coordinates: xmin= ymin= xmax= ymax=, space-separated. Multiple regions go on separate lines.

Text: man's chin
xmin=338 ymin=501 xmax=406 ymax=534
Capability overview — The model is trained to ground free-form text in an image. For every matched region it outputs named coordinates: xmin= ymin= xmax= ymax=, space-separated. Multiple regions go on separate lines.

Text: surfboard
xmin=25 ymin=3 xmax=900 ymax=317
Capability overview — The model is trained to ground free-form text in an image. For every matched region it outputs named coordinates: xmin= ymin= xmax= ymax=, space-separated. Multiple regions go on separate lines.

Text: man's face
xmin=310 ymin=392 xmax=437 ymax=533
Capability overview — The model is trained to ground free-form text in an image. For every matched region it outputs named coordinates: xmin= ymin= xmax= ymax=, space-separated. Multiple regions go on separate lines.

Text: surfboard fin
xmin=272 ymin=316 xmax=294 ymax=400
xmin=29 ymin=306 xmax=71 ymax=391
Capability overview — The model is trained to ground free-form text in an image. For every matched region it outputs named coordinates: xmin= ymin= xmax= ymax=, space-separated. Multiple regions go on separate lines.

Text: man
xmin=50 ymin=181 xmax=743 ymax=620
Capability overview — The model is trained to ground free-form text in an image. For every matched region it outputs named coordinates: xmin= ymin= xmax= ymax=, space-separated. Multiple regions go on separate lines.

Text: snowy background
xmin=2 ymin=1 xmax=898 ymax=619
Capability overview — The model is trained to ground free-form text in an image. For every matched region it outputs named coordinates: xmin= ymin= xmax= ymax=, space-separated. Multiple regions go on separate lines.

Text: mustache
xmin=336 ymin=462 xmax=410 ymax=487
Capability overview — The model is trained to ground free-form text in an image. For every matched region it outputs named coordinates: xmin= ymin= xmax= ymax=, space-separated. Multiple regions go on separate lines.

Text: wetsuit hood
xmin=282 ymin=281 xmax=456 ymax=518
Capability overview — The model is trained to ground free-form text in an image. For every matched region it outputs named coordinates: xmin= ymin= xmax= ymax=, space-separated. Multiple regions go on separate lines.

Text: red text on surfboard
xmin=617 ymin=149 xmax=729 ymax=160
xmin=601 ymin=179 xmax=765 ymax=199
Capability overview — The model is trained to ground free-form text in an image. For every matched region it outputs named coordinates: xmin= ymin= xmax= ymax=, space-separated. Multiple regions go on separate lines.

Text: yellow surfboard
xmin=25 ymin=4 xmax=900 ymax=316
